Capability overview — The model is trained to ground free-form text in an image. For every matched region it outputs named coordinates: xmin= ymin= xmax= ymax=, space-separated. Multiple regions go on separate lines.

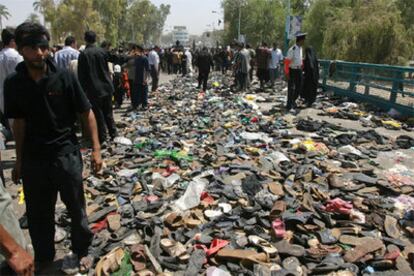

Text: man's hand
xmin=7 ymin=245 xmax=34 ymax=276
xmin=91 ymin=150 xmax=103 ymax=174
xmin=12 ymin=161 xmax=22 ymax=184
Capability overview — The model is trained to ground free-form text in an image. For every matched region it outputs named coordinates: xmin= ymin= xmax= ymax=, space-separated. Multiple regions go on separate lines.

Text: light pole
xmin=284 ymin=0 xmax=291 ymax=55
xmin=238 ymin=1 xmax=241 ymax=41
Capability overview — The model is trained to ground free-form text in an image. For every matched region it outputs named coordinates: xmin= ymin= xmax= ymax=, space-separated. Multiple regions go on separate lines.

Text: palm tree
xmin=33 ymin=1 xmax=42 ymax=13
xmin=0 ymin=4 xmax=11 ymax=31
xmin=33 ymin=0 xmax=46 ymax=25
xmin=26 ymin=13 xmax=41 ymax=24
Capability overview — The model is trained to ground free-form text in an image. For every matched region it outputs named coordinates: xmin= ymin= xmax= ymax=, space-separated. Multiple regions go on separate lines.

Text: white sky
xmin=1 ymin=0 xmax=224 ymax=35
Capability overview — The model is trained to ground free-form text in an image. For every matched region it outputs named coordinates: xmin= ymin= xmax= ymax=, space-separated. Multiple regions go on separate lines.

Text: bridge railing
xmin=319 ymin=59 xmax=414 ymax=116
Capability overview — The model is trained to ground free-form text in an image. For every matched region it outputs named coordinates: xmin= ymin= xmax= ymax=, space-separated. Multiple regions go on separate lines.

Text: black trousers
xmin=198 ymin=71 xmax=209 ymax=91
xmin=173 ymin=64 xmax=181 ymax=74
xmin=182 ymin=63 xmax=187 ymax=76
xmin=136 ymin=84 xmax=149 ymax=108
xmin=150 ymin=65 xmax=159 ymax=92
xmin=304 ymin=79 xmax=318 ymax=106
xmin=287 ymin=69 xmax=303 ymax=109
xmin=114 ymin=88 xmax=124 ymax=108
xmin=22 ymin=151 xmax=93 ymax=262
xmin=237 ymin=72 xmax=248 ymax=91
xmin=90 ymin=95 xmax=117 ymax=143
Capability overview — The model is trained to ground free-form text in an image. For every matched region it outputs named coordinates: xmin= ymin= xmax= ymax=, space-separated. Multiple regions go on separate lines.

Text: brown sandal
xmin=130 ymin=244 xmax=147 ymax=272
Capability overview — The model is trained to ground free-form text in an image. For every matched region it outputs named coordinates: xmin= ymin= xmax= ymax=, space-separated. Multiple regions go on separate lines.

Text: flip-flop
xmin=130 ymin=244 xmax=147 ymax=272
xmin=164 ymin=212 xmax=183 ymax=228
xmin=343 ymin=238 xmax=384 ymax=263
xmin=323 ymin=198 xmax=353 ymax=215
xmin=160 ymin=238 xmax=189 ymax=261
xmin=271 ymin=218 xmax=286 ymax=238
xmin=204 ymin=209 xmax=223 ymax=219
xmin=206 ymin=239 xmax=230 ymax=256
xmin=268 ymin=182 xmax=284 ymax=196
xmin=95 ymin=247 xmax=125 ymax=276
xmin=216 ymin=248 xmax=269 ymax=264
xmin=270 ymin=200 xmax=286 ymax=220
xmin=248 ymin=235 xmax=278 ymax=255
xmin=275 ymin=239 xmax=305 ymax=257
xmin=384 ymin=215 xmax=401 ymax=239
xmin=107 ymin=213 xmax=121 ymax=232
xmin=184 ymin=210 xmax=205 ymax=228
xmin=200 ymin=191 xmax=215 ymax=205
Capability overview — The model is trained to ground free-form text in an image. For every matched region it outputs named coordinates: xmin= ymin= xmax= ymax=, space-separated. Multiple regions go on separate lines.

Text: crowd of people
xmin=0 ymin=21 xmax=319 ymax=275
xmin=158 ymin=34 xmax=319 ymax=113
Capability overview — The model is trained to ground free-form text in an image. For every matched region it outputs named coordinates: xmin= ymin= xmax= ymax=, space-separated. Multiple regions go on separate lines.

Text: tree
xmin=26 ymin=13 xmax=41 ymax=24
xmin=53 ymin=0 xmax=104 ymax=44
xmin=123 ymin=0 xmax=170 ymax=45
xmin=0 ymin=4 xmax=11 ymax=31
xmin=302 ymin=0 xmax=413 ymax=64
xmin=222 ymin=0 xmax=284 ymax=46
xmin=33 ymin=0 xmax=55 ymax=26
xmin=93 ymin=0 xmax=126 ymax=46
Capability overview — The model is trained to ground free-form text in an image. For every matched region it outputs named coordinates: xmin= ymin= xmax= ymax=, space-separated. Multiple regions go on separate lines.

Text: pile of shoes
xmin=51 ymin=74 xmax=414 ymax=275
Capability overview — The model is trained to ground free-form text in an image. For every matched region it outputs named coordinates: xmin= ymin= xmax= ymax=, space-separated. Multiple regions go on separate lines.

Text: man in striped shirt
xmin=54 ymin=36 xmax=79 ymax=70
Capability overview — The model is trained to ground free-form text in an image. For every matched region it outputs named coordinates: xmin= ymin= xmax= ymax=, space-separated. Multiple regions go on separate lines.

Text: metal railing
xmin=319 ymin=60 xmax=414 ymax=116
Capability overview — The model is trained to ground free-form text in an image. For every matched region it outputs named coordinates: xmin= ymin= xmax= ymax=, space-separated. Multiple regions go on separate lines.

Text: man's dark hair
xmin=1 ymin=28 xmax=16 ymax=46
xmin=64 ymin=36 xmax=76 ymax=46
xmin=262 ymin=42 xmax=268 ymax=47
xmin=246 ymin=43 xmax=251 ymax=49
xmin=84 ymin=31 xmax=96 ymax=44
xmin=101 ymin=40 xmax=111 ymax=49
xmin=15 ymin=22 xmax=50 ymax=48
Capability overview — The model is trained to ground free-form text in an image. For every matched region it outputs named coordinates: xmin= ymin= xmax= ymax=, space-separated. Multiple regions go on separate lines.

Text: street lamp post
xmin=238 ymin=1 xmax=241 ymax=41
xmin=284 ymin=0 xmax=291 ymax=55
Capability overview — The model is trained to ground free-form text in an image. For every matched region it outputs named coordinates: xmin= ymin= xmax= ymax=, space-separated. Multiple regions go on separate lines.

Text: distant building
xmin=172 ymin=26 xmax=189 ymax=46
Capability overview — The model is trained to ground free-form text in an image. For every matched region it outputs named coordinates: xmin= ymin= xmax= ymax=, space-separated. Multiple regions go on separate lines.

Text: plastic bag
xmin=174 ymin=179 xmax=208 ymax=210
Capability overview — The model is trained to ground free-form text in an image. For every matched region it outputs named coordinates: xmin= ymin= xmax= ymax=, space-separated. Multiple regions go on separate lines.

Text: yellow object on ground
xmin=18 ymin=187 xmax=25 ymax=205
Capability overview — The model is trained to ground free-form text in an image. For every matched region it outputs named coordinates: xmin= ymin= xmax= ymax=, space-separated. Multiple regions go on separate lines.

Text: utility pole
xmin=284 ymin=0 xmax=291 ymax=55
xmin=237 ymin=0 xmax=242 ymax=41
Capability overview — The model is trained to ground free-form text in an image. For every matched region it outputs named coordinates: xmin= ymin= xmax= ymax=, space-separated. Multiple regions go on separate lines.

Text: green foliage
xmin=123 ymin=0 xmax=171 ymax=45
xmin=33 ymin=0 xmax=170 ymax=46
xmin=222 ymin=0 xmax=284 ymax=47
xmin=223 ymin=0 xmax=414 ymax=65
xmin=52 ymin=0 xmax=104 ymax=45
xmin=308 ymin=0 xmax=413 ymax=65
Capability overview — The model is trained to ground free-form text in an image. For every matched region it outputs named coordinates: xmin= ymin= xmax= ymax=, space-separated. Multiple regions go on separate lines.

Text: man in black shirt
xmin=133 ymin=45 xmax=150 ymax=110
xmin=78 ymin=31 xmax=118 ymax=144
xmin=196 ymin=47 xmax=214 ymax=92
xmin=4 ymin=22 xmax=102 ymax=274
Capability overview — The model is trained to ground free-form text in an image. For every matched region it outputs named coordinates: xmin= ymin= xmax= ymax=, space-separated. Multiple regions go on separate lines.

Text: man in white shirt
xmin=286 ymin=32 xmax=306 ymax=111
xmin=269 ymin=43 xmax=283 ymax=88
xmin=0 ymin=28 xmax=23 ymax=115
xmin=54 ymin=36 xmax=79 ymax=70
xmin=148 ymin=46 xmax=160 ymax=92
xmin=185 ymin=48 xmax=193 ymax=75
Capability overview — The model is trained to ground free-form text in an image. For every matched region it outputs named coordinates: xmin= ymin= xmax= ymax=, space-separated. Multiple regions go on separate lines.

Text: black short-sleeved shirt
xmin=78 ymin=45 xmax=114 ymax=99
xmin=134 ymin=56 xmax=150 ymax=85
xmin=4 ymin=58 xmax=91 ymax=159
